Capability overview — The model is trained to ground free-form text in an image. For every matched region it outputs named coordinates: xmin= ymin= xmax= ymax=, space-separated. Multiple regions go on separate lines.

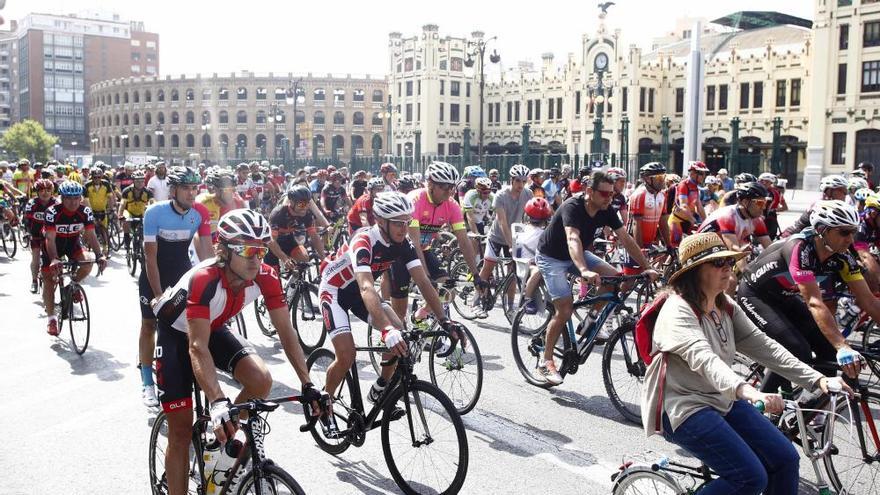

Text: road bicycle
xmin=306 ymin=328 xmax=469 ymax=495
xmin=53 ymin=260 xmax=92 ymax=354
xmin=92 ymin=211 xmax=113 ymax=256
xmin=125 ymin=217 xmax=145 ymax=277
xmin=148 ymin=385 xmax=319 ymax=495
xmin=510 ymin=273 xmax=651 ymax=424
xmin=0 ymin=210 xmax=16 ymax=258
xmin=252 ymin=263 xmax=322 ymax=352
xmin=449 ymin=254 xmax=520 ymax=322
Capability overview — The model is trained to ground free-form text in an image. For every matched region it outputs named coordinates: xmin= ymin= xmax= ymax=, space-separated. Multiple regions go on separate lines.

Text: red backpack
xmin=634 ymin=293 xmax=732 ymax=364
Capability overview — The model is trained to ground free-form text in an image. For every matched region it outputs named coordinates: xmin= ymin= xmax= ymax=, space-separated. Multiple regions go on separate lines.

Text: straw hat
xmin=668 ymin=233 xmax=748 ymax=284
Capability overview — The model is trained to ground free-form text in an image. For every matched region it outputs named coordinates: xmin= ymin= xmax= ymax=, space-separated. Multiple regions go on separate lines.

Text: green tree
xmin=1 ymin=119 xmax=58 ymax=162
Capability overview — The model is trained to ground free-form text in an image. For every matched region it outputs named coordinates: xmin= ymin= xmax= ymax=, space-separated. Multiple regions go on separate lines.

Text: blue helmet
xmin=463 ymin=165 xmax=486 ymax=179
xmin=58 ymin=180 xmax=84 ymax=197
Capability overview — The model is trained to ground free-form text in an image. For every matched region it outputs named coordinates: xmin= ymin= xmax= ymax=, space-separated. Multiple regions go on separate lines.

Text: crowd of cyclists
xmin=2 ymin=152 xmax=879 ymax=494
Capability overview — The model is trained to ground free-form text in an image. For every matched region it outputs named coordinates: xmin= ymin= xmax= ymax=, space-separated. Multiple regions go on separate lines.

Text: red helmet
xmin=688 ymin=161 xmax=709 ymax=173
xmin=326 ymin=165 xmax=337 ymax=173
xmin=380 ymin=162 xmax=398 ymax=174
xmin=570 ymin=179 xmax=583 ymax=194
xmin=35 ymin=179 xmax=55 ymax=191
xmin=524 ymin=197 xmax=553 ymax=220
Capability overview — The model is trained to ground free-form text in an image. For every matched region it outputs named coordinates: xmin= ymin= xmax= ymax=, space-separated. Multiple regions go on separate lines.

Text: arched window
xmin=171 ymin=111 xmax=179 ymax=124
xmin=219 ymin=88 xmax=229 ymax=100
xmin=115 ymin=136 xmax=121 ymax=148
xmin=100 ymin=95 xmax=105 ymax=106
xmin=157 ymin=89 xmax=165 ymax=102
xmin=352 ymin=135 xmax=364 ymax=153
xmin=185 ymin=88 xmax=195 ymax=101
xmin=237 ymin=110 xmax=247 ymax=124
xmin=237 ymin=87 xmax=247 ymax=100
xmin=372 ymin=89 xmax=383 ymax=103
xmin=219 ymin=134 xmax=229 ymax=147
xmin=133 ymin=135 xmax=140 ymax=148
xmin=295 ymin=110 xmax=305 ymax=124
xmin=171 ymin=89 xmax=179 ymax=102
xmin=313 ymin=88 xmax=325 ymax=101
xmin=186 ymin=111 xmax=195 ymax=124
xmin=333 ymin=111 xmax=345 ymax=125
xmin=353 ymin=112 xmax=364 ymax=125
xmin=333 ymin=88 xmax=345 ymax=103
xmin=124 ymin=92 xmax=129 ymax=104
xmin=186 ymin=134 xmax=195 ymax=148
xmin=353 ymin=89 xmax=365 ymax=102
xmin=202 ymin=88 xmax=211 ymax=100
xmin=157 ymin=112 xmax=165 ymax=124
xmin=145 ymin=90 xmax=152 ymax=103
xmin=171 ymin=135 xmax=180 ymax=148
xmin=315 ymin=134 xmax=326 ymax=153
xmin=114 ymin=93 xmax=120 ymax=104
xmin=158 ymin=134 xmax=165 ymax=147
xmin=372 ymin=134 xmax=383 ymax=151
xmin=313 ymin=111 xmax=325 ymax=124
xmin=236 ymin=134 xmax=248 ymax=148
xmin=133 ymin=113 xmax=140 ymax=125
xmin=256 ymin=87 xmax=267 ymax=100
xmin=372 ymin=112 xmax=382 ymax=125
xmin=219 ymin=111 xmax=229 ymax=124
xmin=145 ymin=112 xmax=152 ymax=125
xmin=201 ymin=110 xmax=210 ymax=125
xmin=256 ymin=134 xmax=267 ymax=149
xmin=145 ymin=134 xmax=152 ymax=148
xmin=274 ymin=134 xmax=285 ymax=147
xmin=100 ymin=116 xmax=105 ymax=127
xmin=256 ymin=110 xmax=267 ymax=124
xmin=133 ymin=91 xmax=140 ymax=103
xmin=123 ymin=113 xmax=129 ymax=125
xmin=332 ymin=135 xmax=344 ymax=150
xmin=202 ymin=134 xmax=211 ymax=147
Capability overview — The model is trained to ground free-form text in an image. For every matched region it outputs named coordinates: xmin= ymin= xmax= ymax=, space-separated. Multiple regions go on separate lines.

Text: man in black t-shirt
xmin=533 ymin=171 xmax=658 ymax=386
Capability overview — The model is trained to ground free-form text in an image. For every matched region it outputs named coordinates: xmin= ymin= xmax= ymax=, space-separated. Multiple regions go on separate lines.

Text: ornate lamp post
xmin=378 ymin=102 xmax=394 ymax=159
xmin=90 ymin=133 xmax=98 ymax=159
xmin=120 ymin=128 xmax=129 ymax=163
xmin=154 ymin=125 xmax=164 ymax=161
xmin=71 ymin=141 xmax=78 ymax=167
xmin=200 ymin=123 xmax=211 ymax=162
xmin=464 ymin=34 xmax=500 ymax=165
xmin=285 ymin=78 xmax=303 ymax=165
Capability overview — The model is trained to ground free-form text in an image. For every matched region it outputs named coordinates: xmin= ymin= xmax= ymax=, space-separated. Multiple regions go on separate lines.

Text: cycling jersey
xmin=268 ymin=203 xmax=316 ymax=241
xmin=235 ymin=177 xmax=254 ymax=200
xmin=85 ymin=180 xmax=114 ymax=212
xmin=346 ymin=193 xmax=374 ymax=229
xmin=697 ymin=205 xmax=768 ymax=245
xmin=626 ymin=185 xmax=665 ymax=246
xmin=121 ymin=185 xmax=152 ymax=217
xmin=462 ymin=189 xmax=495 ymax=224
xmin=529 ymin=182 xmax=546 ymax=199
xmin=350 ymin=179 xmax=368 ymax=199
xmin=141 ymin=200 xmax=211 ymax=289
xmin=676 ymin=179 xmax=700 ymax=211
xmin=195 ymin=191 xmax=246 ymax=243
xmin=321 ymin=184 xmax=346 ymax=219
xmin=24 ymin=197 xmax=59 ymax=245
xmin=610 ymin=192 xmax=628 ymax=217
xmin=740 ymin=228 xmax=863 ymax=300
xmin=408 ymin=188 xmax=466 ymax=248
xmin=42 ymin=204 xmax=95 ymax=270
xmin=12 ymin=169 xmax=33 ymax=196
xmin=115 ymin=171 xmax=133 ymax=191
xmin=490 ymin=179 xmax=503 ymax=193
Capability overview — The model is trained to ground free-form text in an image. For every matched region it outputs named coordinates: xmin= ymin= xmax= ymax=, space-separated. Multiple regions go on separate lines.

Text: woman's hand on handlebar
xmin=819 ymin=376 xmax=855 ymax=397
xmin=739 ymin=383 xmax=784 ymax=415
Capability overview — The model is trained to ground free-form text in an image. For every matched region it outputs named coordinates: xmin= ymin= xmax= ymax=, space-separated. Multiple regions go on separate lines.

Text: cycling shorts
xmin=667 ymin=214 xmax=693 ymax=249
xmin=92 ymin=210 xmax=110 ymax=228
xmin=318 ymin=282 xmax=389 ymax=340
xmin=40 ymin=239 xmax=85 ymax=273
xmin=155 ymin=322 xmax=256 ymax=413
xmin=484 ymin=240 xmax=512 ymax=262
xmin=389 ymin=249 xmax=447 ymax=298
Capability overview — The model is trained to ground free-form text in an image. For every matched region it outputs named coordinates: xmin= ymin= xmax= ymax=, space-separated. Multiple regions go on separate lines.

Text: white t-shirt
xmin=513 ymin=223 xmax=544 ymax=262
xmin=147 ymin=175 xmax=170 ymax=202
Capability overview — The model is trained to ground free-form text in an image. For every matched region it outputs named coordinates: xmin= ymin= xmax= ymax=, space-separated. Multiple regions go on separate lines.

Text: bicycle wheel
xmin=822 ymin=390 xmax=880 ymax=494
xmin=1 ymin=221 xmax=16 ymax=258
xmin=305 ymin=348 xmax=353 ymax=455
xmin=498 ymin=273 xmax=519 ymax=324
xmin=510 ymin=305 xmax=571 ymax=388
xmin=148 ymin=412 xmax=203 ymax=495
xmin=235 ymin=461 xmax=305 ymax=495
xmin=128 ymin=245 xmax=139 ymax=277
xmin=611 ymin=466 xmax=682 ymax=495
xmin=253 ymin=298 xmax=277 ymax=338
xmin=448 ymin=260 xmax=480 ymax=321
xmin=515 ymin=283 xmax=553 ymax=337
xmin=107 ymin=219 xmax=121 ymax=252
xmin=428 ymin=325 xmax=483 ymax=415
xmin=601 ymin=321 xmax=644 ymax=424
xmin=67 ymin=284 xmax=91 ymax=355
xmin=381 ymin=380 xmax=468 ymax=495
xmin=291 ymin=284 xmax=325 ymax=353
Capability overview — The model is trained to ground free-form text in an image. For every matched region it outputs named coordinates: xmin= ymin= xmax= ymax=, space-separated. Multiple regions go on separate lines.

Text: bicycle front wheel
xmin=127 ymin=245 xmax=138 ymax=277
xmin=448 ymin=261 xmax=480 ymax=321
xmin=305 ymin=348 xmax=353 ymax=455
xmin=253 ymin=298 xmax=277 ymax=338
xmin=822 ymin=390 xmax=880 ymax=494
xmin=291 ymin=284 xmax=324 ymax=353
xmin=601 ymin=321 xmax=643 ymax=424
xmin=428 ymin=325 xmax=483 ymax=415
xmin=67 ymin=284 xmax=91 ymax=355
xmin=2 ymin=222 xmax=16 ymax=257
xmin=510 ymin=305 xmax=570 ymax=388
xmin=612 ymin=466 xmax=682 ymax=495
xmin=235 ymin=461 xmax=305 ymax=495
xmin=381 ymin=380 xmax=468 ymax=495
xmin=148 ymin=412 xmax=203 ymax=495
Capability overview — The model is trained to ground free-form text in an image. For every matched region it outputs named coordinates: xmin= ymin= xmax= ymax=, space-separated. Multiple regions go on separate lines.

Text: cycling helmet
xmin=397 ymin=176 xmax=420 ymax=192
xmin=717 ymin=168 xmax=729 ymax=175
xmin=425 ymin=161 xmax=460 ymax=185
xmin=606 ymin=167 xmax=626 ymax=180
xmin=474 ymin=177 xmax=492 ymax=191
xmin=849 ymin=169 xmax=867 ymax=179
xmin=18 ymin=158 xmax=30 ymax=167
xmin=206 ymin=168 xmax=235 ymax=187
xmin=509 ymin=164 xmax=530 ymax=179
xmin=58 ymin=180 xmax=84 ymax=197
xmin=132 ymin=170 xmax=146 ymax=180
xmin=373 ymin=191 xmax=414 ymax=219
xmin=411 ymin=172 xmax=422 ymax=182
xmin=463 ymin=165 xmax=486 ymax=178
xmin=734 ymin=173 xmax=757 ymax=184
xmin=124 ymin=162 xmax=135 ymax=171
xmin=561 ymin=164 xmax=573 ymax=174
xmin=524 ymin=197 xmax=553 ymax=220
xmin=34 ymin=179 xmax=55 ymax=191
xmin=705 ymin=176 xmax=721 ymax=186
xmin=380 ymin=163 xmax=398 ymax=174
xmin=687 ymin=161 xmax=709 ymax=173
xmin=489 ymin=168 xmax=499 ymax=176
xmin=286 ymin=184 xmax=312 ymax=203
xmin=329 ymin=171 xmax=343 ymax=181
xmin=217 ymin=208 xmax=271 ymax=244
xmin=865 ymin=195 xmax=880 ymax=211
xmin=735 ymin=182 xmax=769 ymax=200
xmin=854 ymin=187 xmax=873 ymax=202
xmin=810 ymin=200 xmax=859 ymax=231
xmin=367 ymin=177 xmax=386 ymax=190
xmin=758 ymin=172 xmax=777 ymax=185
xmin=640 ymin=162 xmax=666 ymax=177
xmin=167 ymin=166 xmax=201 ymax=186
xmin=666 ymin=174 xmax=682 ymax=184
xmin=848 ymin=177 xmax=869 ymax=192
xmin=817 ymin=175 xmax=847 ymax=193
xmin=90 ymin=168 xmax=104 ymax=177
xmin=548 ymin=168 xmax=561 ymax=177
xmin=236 ymin=162 xmax=250 ymax=172
xmin=528 ymin=168 xmax=543 ymax=177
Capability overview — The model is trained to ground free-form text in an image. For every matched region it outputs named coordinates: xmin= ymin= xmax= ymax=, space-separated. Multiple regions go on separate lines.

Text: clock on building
xmin=595 ymin=52 xmax=608 ymax=72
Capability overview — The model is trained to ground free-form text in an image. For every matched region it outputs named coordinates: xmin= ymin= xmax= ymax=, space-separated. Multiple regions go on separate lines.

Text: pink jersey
xmin=408 ymin=188 xmax=465 ymax=248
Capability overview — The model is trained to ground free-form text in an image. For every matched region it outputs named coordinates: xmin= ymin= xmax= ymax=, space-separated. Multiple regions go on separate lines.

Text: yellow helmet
xmin=864 ymin=194 xmax=880 ymax=211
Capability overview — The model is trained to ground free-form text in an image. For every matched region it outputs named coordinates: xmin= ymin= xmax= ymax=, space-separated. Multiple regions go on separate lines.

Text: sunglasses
xmin=228 ymin=244 xmax=269 ymax=260
xmin=750 ymin=198 xmax=767 ymax=207
xmin=709 ymin=257 xmax=737 ymax=268
xmin=592 ymin=189 xmax=614 ymax=198
xmin=386 ymin=217 xmax=411 ymax=226
xmin=835 ymin=227 xmax=857 ymax=237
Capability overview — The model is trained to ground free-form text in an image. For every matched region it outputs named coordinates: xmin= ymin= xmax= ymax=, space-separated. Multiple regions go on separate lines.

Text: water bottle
xmin=837 ymin=297 xmax=860 ymax=335
xmin=206 ymin=429 xmax=246 ymax=495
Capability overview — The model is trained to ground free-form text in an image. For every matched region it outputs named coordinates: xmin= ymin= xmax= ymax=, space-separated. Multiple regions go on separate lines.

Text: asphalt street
xmin=0 ymin=195 xmax=822 ymax=495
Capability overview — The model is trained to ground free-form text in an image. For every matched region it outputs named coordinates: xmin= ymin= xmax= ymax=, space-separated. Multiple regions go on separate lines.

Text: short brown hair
xmin=668 ymin=266 xmax=730 ymax=316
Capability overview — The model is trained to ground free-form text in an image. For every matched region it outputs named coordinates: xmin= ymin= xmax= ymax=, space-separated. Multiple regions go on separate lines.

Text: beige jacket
xmin=641 ymin=293 xmax=824 ymax=437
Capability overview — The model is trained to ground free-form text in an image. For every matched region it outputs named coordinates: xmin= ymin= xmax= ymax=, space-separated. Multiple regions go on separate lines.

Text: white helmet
xmin=509 ymin=164 xmax=530 ymax=179
xmin=758 ymin=172 xmax=777 ymax=185
xmin=217 ymin=208 xmax=272 ymax=244
xmin=367 ymin=177 xmax=386 ymax=189
xmin=705 ymin=176 xmax=721 ymax=186
xmin=810 ymin=200 xmax=859 ymax=231
xmin=425 ymin=161 xmax=460 ymax=185
xmin=373 ymin=191 xmax=414 ymax=219
xmin=474 ymin=177 xmax=492 ymax=190
xmin=848 ymin=177 xmax=869 ymax=192
xmin=819 ymin=175 xmax=848 ymax=193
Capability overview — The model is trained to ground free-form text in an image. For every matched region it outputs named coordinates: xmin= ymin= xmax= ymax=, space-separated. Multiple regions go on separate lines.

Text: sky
xmin=4 ymin=0 xmax=814 ymax=77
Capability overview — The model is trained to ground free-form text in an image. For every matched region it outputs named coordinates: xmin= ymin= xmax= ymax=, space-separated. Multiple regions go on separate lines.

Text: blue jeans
xmin=662 ymin=400 xmax=800 ymax=495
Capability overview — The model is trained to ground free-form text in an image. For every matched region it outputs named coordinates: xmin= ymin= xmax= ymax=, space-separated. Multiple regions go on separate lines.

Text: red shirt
xmin=675 ymin=179 xmax=700 ymax=210
xmin=347 ymin=193 xmax=374 ymax=227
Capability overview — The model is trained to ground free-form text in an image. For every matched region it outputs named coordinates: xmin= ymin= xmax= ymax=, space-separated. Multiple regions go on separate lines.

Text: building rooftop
xmin=643 ymin=24 xmax=810 ymax=62
xmin=711 ymin=11 xmax=812 ymax=31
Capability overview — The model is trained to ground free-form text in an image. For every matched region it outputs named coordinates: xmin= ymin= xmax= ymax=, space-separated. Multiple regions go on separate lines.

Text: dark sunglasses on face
xmin=386 ymin=218 xmax=411 ymax=227
xmin=592 ymin=189 xmax=614 ymax=198
xmin=710 ymin=257 xmax=737 ymax=268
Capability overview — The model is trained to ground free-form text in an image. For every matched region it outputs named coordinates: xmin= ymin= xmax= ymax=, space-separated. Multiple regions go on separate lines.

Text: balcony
xmin=333 ymin=100 xmax=345 ymax=107
xmin=353 ymin=101 xmax=364 ymax=108
xmin=218 ymin=123 xmax=229 ymax=130
xmin=256 ymin=123 xmax=267 ymax=130
xmin=313 ymin=124 xmax=325 ymax=131
xmin=333 ymin=124 xmax=345 ymax=131
xmin=236 ymin=124 xmax=248 ymax=130
xmin=313 ymin=100 xmax=325 ymax=107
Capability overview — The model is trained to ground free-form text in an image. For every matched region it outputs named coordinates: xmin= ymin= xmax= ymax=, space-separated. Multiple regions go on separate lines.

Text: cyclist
xmin=717 ymin=167 xmax=734 ymax=191
xmin=118 ymin=170 xmax=153 ymax=251
xmin=623 ymin=162 xmax=667 ymax=275
xmin=854 ymin=195 xmax=880 ymax=293
xmin=391 ymin=161 xmax=482 ymax=320
xmin=528 ymin=168 xmax=546 ymax=199
xmin=146 ymin=161 xmax=170 ymax=202
xmin=139 ymin=166 xmax=213 ymax=408
xmin=462 ymin=177 xmax=495 ymax=236
xmin=347 ymin=177 xmax=385 ymax=233
xmin=396 ymin=175 xmax=420 ymax=195
xmin=24 ymin=179 xmax=58 ymax=293
xmin=264 ymin=184 xmax=324 ymax=271
xmin=488 ymin=168 xmax=502 ymax=192
xmin=308 ymin=168 xmax=327 ymax=204
xmin=115 ymin=162 xmax=135 ymax=192
xmin=457 ymin=165 xmax=485 ymax=202
xmin=379 ymin=162 xmax=398 ymax=192
xmin=12 ymin=158 xmax=34 ymax=211
xmin=606 ymin=167 xmax=629 ymax=224
xmin=543 ymin=168 xmax=563 ymax=208
xmin=667 ymin=161 xmax=709 ymax=249
xmin=658 ymin=173 xmax=681 ymax=248
xmin=853 ymin=187 xmax=873 ymax=213
xmin=82 ymin=168 xmax=116 ymax=256
xmin=42 ymin=181 xmax=107 ymax=336
xmin=737 ymin=200 xmax=874 ymax=395
xmin=758 ymin=172 xmax=787 ymax=240
xmin=535 ymin=171 xmax=659 ymax=385
xmin=558 ymin=165 xmax=574 ymax=201
xmin=847 ymin=176 xmax=869 ymax=208
xmin=698 ymin=182 xmax=771 ymax=251
xmin=349 ymin=170 xmax=369 ymax=201
xmin=153 ymin=208 xmax=327 ymax=495
xmin=196 ymin=168 xmax=247 ymax=244
xmin=321 ymin=171 xmax=350 ymax=223
xmin=320 ymin=192 xmax=461 ymax=410
xmin=781 ymin=175 xmax=849 ymax=238
xmin=858 ymin=161 xmax=876 ymax=189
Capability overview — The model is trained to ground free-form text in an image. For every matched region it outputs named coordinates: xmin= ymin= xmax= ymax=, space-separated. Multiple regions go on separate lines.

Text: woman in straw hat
xmin=641 ymin=232 xmax=852 ymax=495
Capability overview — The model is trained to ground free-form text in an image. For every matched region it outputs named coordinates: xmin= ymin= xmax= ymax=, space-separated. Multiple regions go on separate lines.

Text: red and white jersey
xmin=320 ymin=224 xmax=421 ymax=289
xmin=697 ymin=204 xmax=768 ymax=245
xmin=626 ymin=185 xmax=665 ymax=246
xmin=154 ymin=258 xmax=285 ymax=333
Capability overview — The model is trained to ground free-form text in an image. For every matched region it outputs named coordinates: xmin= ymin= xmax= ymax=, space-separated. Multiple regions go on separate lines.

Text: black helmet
xmin=639 ymin=162 xmax=666 ymax=177
xmin=206 ymin=168 xmax=235 ymax=187
xmin=736 ymin=181 xmax=769 ymax=200
xmin=167 ymin=166 xmax=201 ymax=186
xmin=734 ymin=173 xmax=757 ymax=185
xmin=286 ymin=184 xmax=312 ymax=203
xmin=397 ymin=176 xmax=420 ymax=192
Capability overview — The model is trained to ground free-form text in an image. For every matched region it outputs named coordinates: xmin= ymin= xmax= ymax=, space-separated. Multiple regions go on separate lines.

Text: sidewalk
xmin=783 ymin=189 xmax=820 ymax=214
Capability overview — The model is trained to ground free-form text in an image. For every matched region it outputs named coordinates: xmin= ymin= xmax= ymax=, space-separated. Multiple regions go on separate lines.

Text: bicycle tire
xmin=108 ymin=219 xmax=122 ymax=252
xmin=290 ymin=284 xmax=324 ymax=353
xmin=601 ymin=321 xmax=643 ymax=424
xmin=381 ymin=380 xmax=469 ymax=495
xmin=498 ymin=272 xmax=519 ymax=324
xmin=510 ymin=304 xmax=571 ymax=388
xmin=821 ymin=390 xmax=880 ymax=494
xmin=448 ymin=260 xmax=479 ymax=321
xmin=428 ymin=325 xmax=483 ymax=415
xmin=235 ymin=461 xmax=305 ymax=495
xmin=305 ymin=348 xmax=353 ymax=455
xmin=128 ymin=245 xmax=139 ymax=277
xmin=1 ymin=221 xmax=16 ymax=258
xmin=148 ymin=412 xmax=203 ymax=495
xmin=67 ymin=283 xmax=91 ymax=355
xmin=253 ymin=298 xmax=277 ymax=338
xmin=611 ymin=466 xmax=683 ymax=495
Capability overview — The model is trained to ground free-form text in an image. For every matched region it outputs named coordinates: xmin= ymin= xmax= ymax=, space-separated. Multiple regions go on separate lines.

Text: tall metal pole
xmin=683 ymin=20 xmax=705 ymax=175
xmin=478 ymin=44 xmax=485 ymax=165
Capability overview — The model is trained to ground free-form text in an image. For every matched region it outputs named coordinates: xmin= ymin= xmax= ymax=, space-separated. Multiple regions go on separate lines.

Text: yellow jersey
xmin=121 ymin=185 xmax=152 ymax=217
xmin=85 ymin=179 xmax=114 ymax=212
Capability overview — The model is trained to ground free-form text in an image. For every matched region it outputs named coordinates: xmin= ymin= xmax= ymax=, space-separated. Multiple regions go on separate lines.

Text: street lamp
xmin=587 ymin=72 xmax=614 ymax=157
xmin=120 ymin=128 xmax=129 ymax=163
xmin=285 ymin=78 xmax=303 ymax=166
xmin=464 ymin=35 xmax=500 ymax=164
xmin=71 ymin=141 xmax=78 ymax=167
xmin=201 ymin=123 xmax=211 ymax=162
xmin=378 ymin=102 xmax=394 ymax=158
xmin=90 ymin=133 xmax=98 ymax=158
xmin=154 ymin=125 xmax=164 ymax=161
